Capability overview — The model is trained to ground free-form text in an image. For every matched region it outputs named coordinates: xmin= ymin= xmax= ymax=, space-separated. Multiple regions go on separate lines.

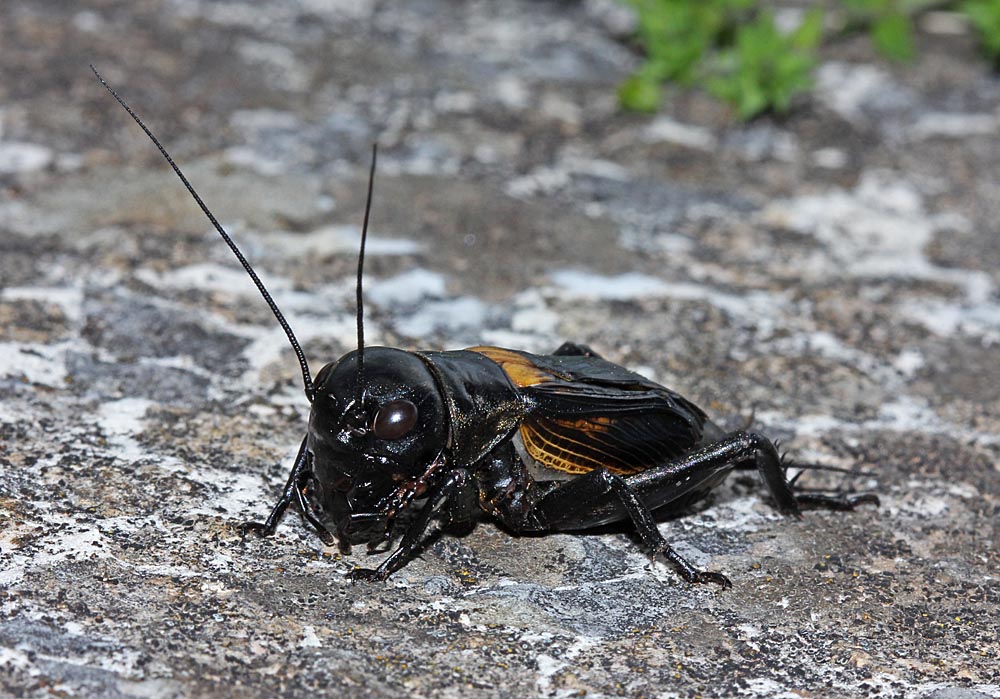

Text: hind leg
xmin=501 ymin=431 xmax=877 ymax=586
xmin=552 ymin=342 xmax=603 ymax=358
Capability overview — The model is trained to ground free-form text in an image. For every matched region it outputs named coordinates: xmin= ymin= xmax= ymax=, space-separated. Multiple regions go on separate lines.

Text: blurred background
xmin=1 ymin=2 xmax=998 ymax=697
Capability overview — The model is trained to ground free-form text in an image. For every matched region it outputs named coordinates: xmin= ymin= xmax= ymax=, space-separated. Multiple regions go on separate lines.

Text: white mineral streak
xmin=262 ymin=227 xmax=422 ymax=258
xmin=367 ymin=268 xmax=447 ymax=307
xmin=762 ymin=170 xmax=1000 ymax=343
xmin=642 ymin=117 xmax=718 ymax=150
xmin=814 ymin=62 xmax=902 ymax=122
xmin=135 ymin=263 xmax=275 ymax=295
xmin=394 ymin=297 xmax=487 ymax=338
xmin=95 ymin=398 xmax=156 ymax=464
xmin=0 ymin=341 xmax=70 ymax=386
xmin=534 ymin=635 xmax=600 ymax=698
xmin=757 ymin=393 xmax=998 ymax=448
xmin=910 ymin=112 xmax=999 ymax=140
xmin=549 ymin=269 xmax=788 ymax=333
xmin=0 ymin=142 xmax=53 ymax=174
xmin=762 ymin=171 xmax=933 ymax=275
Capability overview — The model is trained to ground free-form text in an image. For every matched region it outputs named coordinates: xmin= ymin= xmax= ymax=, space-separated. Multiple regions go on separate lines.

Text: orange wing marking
xmin=468 ymin=346 xmax=559 ymax=388
xmin=520 ymin=415 xmax=646 ymax=476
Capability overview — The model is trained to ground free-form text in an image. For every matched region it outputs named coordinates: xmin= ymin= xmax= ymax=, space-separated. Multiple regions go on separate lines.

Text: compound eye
xmin=372 ymin=399 xmax=418 ymax=440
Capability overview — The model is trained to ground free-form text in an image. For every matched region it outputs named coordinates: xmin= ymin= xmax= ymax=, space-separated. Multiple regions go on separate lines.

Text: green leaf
xmin=705 ymin=9 xmax=819 ymax=119
xmin=736 ymin=73 xmax=768 ymax=119
xmin=616 ymin=0 xmax=823 ymax=118
xmin=618 ymin=74 xmax=662 ymax=112
xmin=962 ymin=0 xmax=1000 ymax=60
xmin=842 ymin=0 xmax=891 ymax=17
xmin=871 ymin=12 xmax=915 ymax=61
xmin=792 ymin=8 xmax=825 ymax=50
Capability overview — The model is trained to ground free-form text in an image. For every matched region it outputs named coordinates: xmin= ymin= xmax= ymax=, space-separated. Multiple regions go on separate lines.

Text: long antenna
xmin=355 ymin=143 xmax=378 ymax=406
xmin=91 ymin=66 xmax=315 ymax=402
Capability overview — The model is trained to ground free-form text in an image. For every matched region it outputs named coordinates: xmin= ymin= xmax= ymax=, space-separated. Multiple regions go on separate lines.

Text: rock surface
xmin=1 ymin=2 xmax=998 ymax=697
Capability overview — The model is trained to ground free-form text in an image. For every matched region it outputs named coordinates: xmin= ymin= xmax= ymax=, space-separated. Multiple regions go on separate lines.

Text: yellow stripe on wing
xmin=468 ymin=346 xmax=558 ymax=387
xmin=520 ymin=416 xmax=646 ymax=476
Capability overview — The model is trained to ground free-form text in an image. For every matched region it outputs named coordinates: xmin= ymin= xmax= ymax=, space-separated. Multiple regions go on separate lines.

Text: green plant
xmin=963 ymin=0 xmax=1000 ymax=61
xmin=619 ymin=0 xmax=1000 ymax=119
xmin=619 ymin=1 xmax=823 ymax=117
xmin=707 ymin=9 xmax=824 ymax=119
xmin=618 ymin=0 xmax=750 ymax=112
xmin=843 ymin=0 xmax=916 ymax=61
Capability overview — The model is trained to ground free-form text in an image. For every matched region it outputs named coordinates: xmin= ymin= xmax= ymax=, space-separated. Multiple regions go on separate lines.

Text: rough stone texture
xmin=1 ymin=2 xmax=998 ymax=698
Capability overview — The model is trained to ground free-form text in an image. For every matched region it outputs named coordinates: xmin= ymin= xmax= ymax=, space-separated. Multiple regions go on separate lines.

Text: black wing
xmin=469 ymin=347 xmax=707 ymax=476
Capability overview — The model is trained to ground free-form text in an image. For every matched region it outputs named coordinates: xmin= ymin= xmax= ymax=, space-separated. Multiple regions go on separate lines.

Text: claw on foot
xmin=849 ymin=493 xmax=880 ymax=508
xmin=346 ymin=567 xmax=386 ymax=583
xmin=238 ymin=521 xmax=272 ymax=540
xmin=686 ymin=570 xmax=732 ymax=589
xmin=795 ymin=492 xmax=881 ymax=511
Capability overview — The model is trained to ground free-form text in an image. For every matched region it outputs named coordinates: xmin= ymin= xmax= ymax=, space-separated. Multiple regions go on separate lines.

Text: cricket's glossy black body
xmin=256 ymin=342 xmax=877 ymax=586
xmin=96 ymin=68 xmax=877 ymax=587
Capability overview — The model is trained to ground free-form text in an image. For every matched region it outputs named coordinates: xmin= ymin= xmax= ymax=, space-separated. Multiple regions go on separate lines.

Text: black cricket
xmin=95 ymin=68 xmax=877 ymax=587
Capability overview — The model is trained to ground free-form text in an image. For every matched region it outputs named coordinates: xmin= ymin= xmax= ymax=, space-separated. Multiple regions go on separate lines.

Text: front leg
xmin=347 ymin=468 xmax=473 ymax=582
xmin=240 ymin=436 xmax=335 ymax=546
